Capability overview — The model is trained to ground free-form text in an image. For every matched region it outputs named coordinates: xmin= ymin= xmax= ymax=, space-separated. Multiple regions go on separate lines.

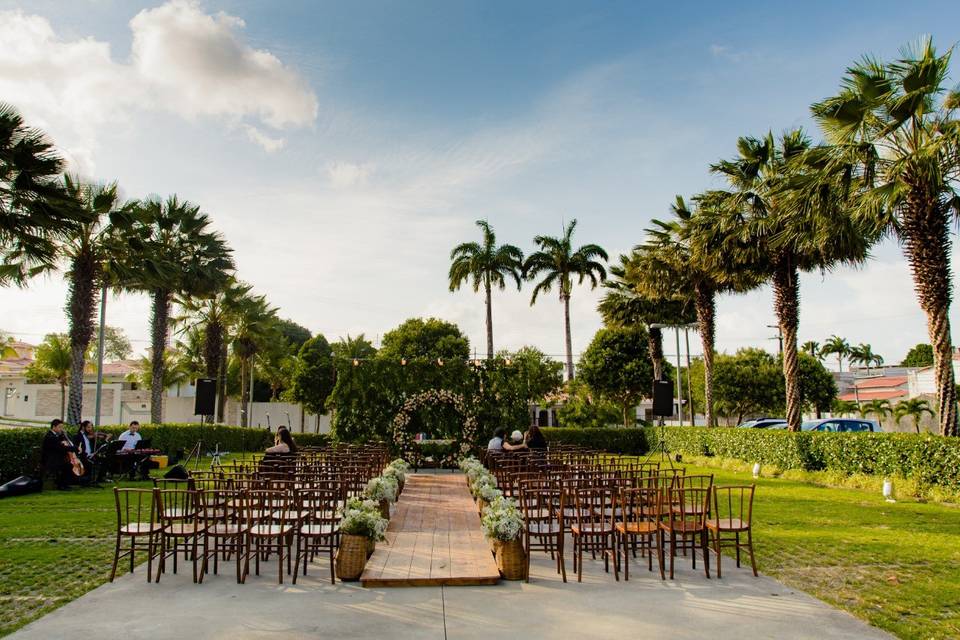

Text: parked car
xmin=737 ymin=418 xmax=788 ymax=429
xmin=801 ymin=418 xmax=881 ymax=433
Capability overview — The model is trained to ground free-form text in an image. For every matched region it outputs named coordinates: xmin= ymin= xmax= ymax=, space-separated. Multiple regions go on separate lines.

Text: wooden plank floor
xmin=360 ymin=473 xmax=501 ymax=587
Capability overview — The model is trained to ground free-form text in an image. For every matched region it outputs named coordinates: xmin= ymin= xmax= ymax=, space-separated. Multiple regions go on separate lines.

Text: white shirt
xmin=118 ymin=430 xmax=142 ymax=451
xmin=487 ymin=436 xmax=503 ymax=451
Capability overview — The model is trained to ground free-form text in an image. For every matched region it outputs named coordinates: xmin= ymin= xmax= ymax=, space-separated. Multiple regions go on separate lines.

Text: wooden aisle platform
xmin=360 ymin=473 xmax=501 ymax=587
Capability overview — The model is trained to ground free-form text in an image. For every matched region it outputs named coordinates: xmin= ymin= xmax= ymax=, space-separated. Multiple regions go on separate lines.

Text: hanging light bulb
xmin=505 ymin=358 xmax=512 ymax=366
xmin=437 ymin=358 xmax=444 ymax=366
xmin=353 ymin=358 xmax=359 ymax=367
xmin=474 ymin=359 xmax=482 ymax=367
xmin=401 ymin=358 xmax=407 ymax=366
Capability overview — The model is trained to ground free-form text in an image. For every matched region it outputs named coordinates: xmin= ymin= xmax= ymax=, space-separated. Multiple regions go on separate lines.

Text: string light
xmin=436 ymin=358 xmax=444 ymax=366
xmin=401 ymin=358 xmax=407 ymax=366
xmin=353 ymin=358 xmax=359 ymax=366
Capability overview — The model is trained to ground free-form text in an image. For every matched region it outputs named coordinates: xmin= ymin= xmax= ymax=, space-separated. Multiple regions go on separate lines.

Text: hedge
xmin=650 ymin=426 xmax=960 ymax=491
xmin=540 ymin=427 xmax=649 ymax=454
xmin=0 ymin=423 xmax=333 ymax=483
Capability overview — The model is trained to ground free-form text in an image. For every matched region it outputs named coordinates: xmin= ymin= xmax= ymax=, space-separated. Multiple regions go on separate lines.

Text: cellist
xmin=42 ymin=419 xmax=80 ymax=490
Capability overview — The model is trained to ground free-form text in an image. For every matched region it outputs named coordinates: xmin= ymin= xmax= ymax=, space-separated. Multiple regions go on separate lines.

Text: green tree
xmin=849 ymin=343 xmax=883 ymax=373
xmin=123 ymin=195 xmax=234 ymax=423
xmin=555 ymin=379 xmax=622 ymax=429
xmin=894 ymin=398 xmax=935 ymax=434
xmin=577 ymin=326 xmax=655 ymax=427
xmin=524 ymin=219 xmax=607 ymax=380
xmin=289 ymin=335 xmax=336 ymax=416
xmin=860 ymin=399 xmax=892 ymax=426
xmin=97 ymin=326 xmax=133 ymax=361
xmin=598 ymin=253 xmax=695 ymax=380
xmin=231 ymin=293 xmax=278 ymax=426
xmin=901 ymin=343 xmax=934 ymax=368
xmin=796 ymin=351 xmax=838 ymax=418
xmin=332 ymin=334 xmax=377 ymax=362
xmin=378 ymin=318 xmax=470 ymax=363
xmin=448 ymin=219 xmax=524 ymax=359
xmin=275 ymin=318 xmax=312 ymax=353
xmin=0 ymin=104 xmax=87 ymax=284
xmin=832 ymin=399 xmax=859 ymax=417
xmin=813 ymin=38 xmax=960 ymax=436
xmin=705 ymin=131 xmax=874 ymax=431
xmin=801 ymin=341 xmax=821 ymax=359
xmin=25 ymin=334 xmax=73 ymax=419
xmin=820 ymin=335 xmax=850 ymax=372
xmin=687 ymin=348 xmax=783 ymax=425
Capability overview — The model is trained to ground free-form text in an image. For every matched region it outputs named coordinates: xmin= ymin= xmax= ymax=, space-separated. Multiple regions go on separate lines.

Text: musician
xmin=117 ymin=421 xmax=142 ymax=450
xmin=74 ymin=420 xmax=109 ymax=483
xmin=42 ymin=419 xmax=77 ymax=490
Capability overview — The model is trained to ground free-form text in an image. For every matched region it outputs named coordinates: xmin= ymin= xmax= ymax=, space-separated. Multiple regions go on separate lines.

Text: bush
xmin=540 ymin=427 xmax=649 ymax=454
xmin=650 ymin=427 xmax=960 ymax=491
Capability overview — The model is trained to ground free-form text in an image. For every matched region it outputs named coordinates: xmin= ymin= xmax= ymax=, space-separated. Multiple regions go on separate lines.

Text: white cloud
xmin=244 ymin=125 xmax=286 ymax=153
xmin=324 ymin=161 xmax=375 ymax=188
xmin=0 ymin=1 xmax=317 ymax=170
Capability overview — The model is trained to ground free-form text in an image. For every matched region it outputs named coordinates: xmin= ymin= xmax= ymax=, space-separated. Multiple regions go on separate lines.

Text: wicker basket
xmin=336 ymin=533 xmax=369 ymax=581
xmin=379 ymin=499 xmax=391 ymax=520
xmin=398 ymin=476 xmax=405 ymax=495
xmin=366 ymin=538 xmax=376 ymax=558
xmin=495 ymin=538 xmax=526 ymax=580
xmin=477 ymin=497 xmax=488 ymax=516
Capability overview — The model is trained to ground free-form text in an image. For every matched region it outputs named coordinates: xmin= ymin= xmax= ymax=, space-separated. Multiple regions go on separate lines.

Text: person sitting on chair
xmin=42 ymin=419 xmax=77 ymax=490
xmin=117 ymin=421 xmax=142 ymax=450
xmin=487 ymin=428 xmax=506 ymax=451
xmin=74 ymin=420 xmax=109 ymax=484
xmin=265 ymin=426 xmax=297 ymax=454
xmin=503 ymin=430 xmax=528 ymax=452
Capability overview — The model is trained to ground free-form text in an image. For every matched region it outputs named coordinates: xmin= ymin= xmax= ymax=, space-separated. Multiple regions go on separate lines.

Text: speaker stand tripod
xmin=643 ymin=417 xmax=676 ymax=469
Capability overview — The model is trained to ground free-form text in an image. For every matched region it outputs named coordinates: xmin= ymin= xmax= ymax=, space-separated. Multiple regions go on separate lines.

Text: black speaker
xmin=164 ymin=464 xmax=189 ymax=480
xmin=652 ymin=380 xmax=674 ymax=417
xmin=194 ymin=378 xmax=216 ymax=416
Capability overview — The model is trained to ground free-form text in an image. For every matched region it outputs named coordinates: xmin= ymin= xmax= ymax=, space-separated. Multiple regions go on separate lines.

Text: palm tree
xmin=859 ymin=398 xmax=892 ymax=426
xmin=123 ymin=196 xmax=234 ymax=423
xmin=831 ymin=399 xmax=859 ymax=417
xmin=850 ymin=343 xmax=884 ymax=374
xmin=632 ymin=196 xmax=757 ymax=428
xmin=58 ymin=177 xmax=139 ymax=425
xmin=0 ymin=103 xmax=87 ymax=285
xmin=820 ymin=336 xmax=850 ymax=372
xmin=894 ymin=398 xmax=935 ymax=434
xmin=524 ymin=219 xmax=607 ymax=380
xmin=331 ymin=334 xmax=377 ymax=361
xmin=27 ymin=334 xmax=72 ymax=419
xmin=801 ymin=341 xmax=822 ymax=360
xmin=449 ymin=220 xmax=524 ymax=360
xmin=812 ymin=38 xmax=960 ymax=436
xmin=598 ymin=253 xmax=695 ymax=381
xmin=704 ymin=131 xmax=875 ymax=432
xmin=231 ymin=293 xmax=278 ymax=426
xmin=129 ymin=349 xmax=191 ymax=394
xmin=176 ymin=278 xmax=251 ymax=422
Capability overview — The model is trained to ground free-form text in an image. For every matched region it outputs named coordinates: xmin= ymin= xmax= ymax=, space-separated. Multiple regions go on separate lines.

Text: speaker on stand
xmin=187 ymin=378 xmax=217 ymax=470
xmin=646 ymin=379 xmax=676 ymax=467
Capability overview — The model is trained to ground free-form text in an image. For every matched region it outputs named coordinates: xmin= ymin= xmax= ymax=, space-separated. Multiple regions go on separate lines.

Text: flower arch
xmin=392 ymin=389 xmax=478 ymax=459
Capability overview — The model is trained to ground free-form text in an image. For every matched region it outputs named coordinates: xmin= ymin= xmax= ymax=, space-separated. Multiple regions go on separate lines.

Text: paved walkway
xmin=9 ymin=472 xmax=891 ymax=640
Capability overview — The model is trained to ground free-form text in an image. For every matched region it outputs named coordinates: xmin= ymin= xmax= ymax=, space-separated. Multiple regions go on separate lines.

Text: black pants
xmin=45 ymin=461 xmax=74 ymax=489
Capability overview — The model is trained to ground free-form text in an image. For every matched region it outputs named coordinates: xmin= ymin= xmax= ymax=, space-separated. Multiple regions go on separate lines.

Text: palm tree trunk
xmin=648 ymin=327 xmax=664 ymax=381
xmin=773 ymin=261 xmax=802 ymax=432
xmin=239 ymin=359 xmax=248 ymax=428
xmin=485 ymin=279 xmax=494 ymax=360
xmin=150 ymin=288 xmax=171 ymax=424
xmin=694 ymin=284 xmax=716 ymax=428
xmin=901 ymin=193 xmax=958 ymax=436
xmin=216 ymin=342 xmax=228 ymax=423
xmin=66 ymin=251 xmax=98 ymax=425
xmin=562 ymin=294 xmax=574 ymax=380
xmin=60 ymin=381 xmax=66 ymax=420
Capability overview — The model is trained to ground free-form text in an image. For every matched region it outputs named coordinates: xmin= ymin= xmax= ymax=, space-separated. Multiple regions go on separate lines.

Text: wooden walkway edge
xmin=360 ymin=473 xmax=501 ymax=587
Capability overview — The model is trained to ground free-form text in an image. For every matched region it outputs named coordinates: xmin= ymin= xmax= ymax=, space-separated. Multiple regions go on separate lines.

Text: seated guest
xmin=42 ymin=419 xmax=77 ymax=490
xmin=487 ymin=428 xmax=506 ymax=451
xmin=503 ymin=430 xmax=528 ymax=452
xmin=525 ymin=424 xmax=548 ymax=450
xmin=265 ymin=426 xmax=297 ymax=454
xmin=117 ymin=421 xmax=142 ymax=450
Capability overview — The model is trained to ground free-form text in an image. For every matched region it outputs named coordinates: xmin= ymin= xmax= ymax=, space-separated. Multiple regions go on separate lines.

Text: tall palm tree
xmin=0 ymin=103 xmax=86 ymax=284
xmin=123 ymin=196 xmax=233 ymax=423
xmin=331 ymin=334 xmax=377 ymax=361
xmin=812 ymin=38 xmax=960 ymax=436
xmin=231 ymin=293 xmax=278 ymax=427
xmin=850 ymin=343 xmax=884 ymax=373
xmin=860 ymin=398 xmax=892 ymax=426
xmin=448 ymin=220 xmax=524 ymax=359
xmin=524 ymin=219 xmax=607 ymax=380
xmin=894 ymin=398 xmax=935 ymax=434
xmin=28 ymin=334 xmax=73 ymax=419
xmin=176 ymin=277 xmax=251 ymax=422
xmin=831 ymin=398 xmax=859 ymax=417
xmin=820 ymin=335 xmax=850 ymax=372
xmin=599 ymin=252 xmax=695 ymax=380
xmin=801 ymin=341 xmax=822 ymax=359
xmin=704 ymin=131 xmax=875 ymax=431
xmin=58 ymin=177 xmax=138 ymax=425
xmin=634 ymin=196 xmax=756 ymax=428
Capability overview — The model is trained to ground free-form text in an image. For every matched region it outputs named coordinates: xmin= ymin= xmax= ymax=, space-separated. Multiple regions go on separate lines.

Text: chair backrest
xmin=295 ymin=488 xmax=339 ymax=529
xmin=153 ymin=478 xmax=195 ymax=491
xmin=245 ymin=489 xmax=290 ymax=527
xmin=114 ymin=487 xmax=156 ymax=529
xmin=620 ymin=487 xmax=661 ymax=524
xmin=712 ymin=485 xmax=755 ymax=527
xmin=679 ymin=474 xmax=714 ymax=491
xmin=573 ymin=486 xmax=617 ymax=530
xmin=198 ymin=489 xmax=237 ymax=525
xmin=155 ymin=488 xmax=200 ymax=523
xmin=666 ymin=486 xmax=710 ymax=528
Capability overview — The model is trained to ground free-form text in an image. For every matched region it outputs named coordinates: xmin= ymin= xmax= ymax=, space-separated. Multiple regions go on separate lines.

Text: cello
xmin=66 ymin=451 xmax=84 ymax=477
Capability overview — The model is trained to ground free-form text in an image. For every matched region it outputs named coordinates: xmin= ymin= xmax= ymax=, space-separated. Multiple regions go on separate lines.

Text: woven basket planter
xmin=379 ymin=499 xmax=391 ymax=521
xmin=477 ymin=497 xmax=488 ymax=516
xmin=398 ymin=476 xmax=405 ymax=495
xmin=336 ymin=534 xmax=369 ymax=581
xmin=366 ymin=538 xmax=376 ymax=558
xmin=495 ymin=538 xmax=526 ymax=580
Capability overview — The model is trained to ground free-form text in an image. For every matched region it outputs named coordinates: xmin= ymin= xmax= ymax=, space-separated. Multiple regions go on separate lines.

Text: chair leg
xmin=278 ymin=537 xmax=284 ymax=584
xmin=713 ymin=529 xmax=722 ymax=579
xmin=558 ymin=535 xmax=566 ymax=583
xmin=747 ymin=529 xmax=758 ymax=577
xmin=657 ymin=530 xmax=666 ymax=580
xmin=329 ymin=543 xmax=335 ymax=585
xmin=110 ymin=532 xmax=121 ymax=582
xmin=701 ymin=529 xmax=710 ymax=578
xmin=236 ymin=537 xmax=243 ymax=584
xmin=735 ymin=531 xmax=741 ymax=567
xmin=669 ymin=531 xmax=675 ymax=580
xmin=146 ymin=534 xmax=156 ymax=584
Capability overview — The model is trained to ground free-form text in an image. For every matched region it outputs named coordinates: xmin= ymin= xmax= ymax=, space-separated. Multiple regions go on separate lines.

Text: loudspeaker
xmin=164 ymin=464 xmax=189 ymax=480
xmin=194 ymin=378 xmax=216 ymax=416
xmin=652 ymin=380 xmax=674 ymax=417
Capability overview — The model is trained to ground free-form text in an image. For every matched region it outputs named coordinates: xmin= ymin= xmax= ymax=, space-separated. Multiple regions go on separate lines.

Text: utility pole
xmin=767 ymin=324 xmax=783 ymax=357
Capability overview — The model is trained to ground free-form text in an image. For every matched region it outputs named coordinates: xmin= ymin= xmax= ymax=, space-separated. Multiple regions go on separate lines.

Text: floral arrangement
xmin=392 ymin=389 xmax=479 ymax=458
xmin=477 ymin=483 xmax=502 ymax=503
xmin=382 ymin=465 xmax=405 ymax=484
xmin=365 ymin=475 xmax=399 ymax=503
xmin=339 ymin=497 xmax=389 ymax=541
xmin=388 ymin=458 xmax=410 ymax=472
xmin=481 ymin=495 xmax=523 ymax=542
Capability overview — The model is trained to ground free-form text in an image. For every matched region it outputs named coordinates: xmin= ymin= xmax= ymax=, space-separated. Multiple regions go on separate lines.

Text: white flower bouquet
xmin=340 ymin=497 xmax=388 ymax=541
xmin=477 ymin=483 xmax=502 ymax=503
xmin=382 ymin=465 xmax=405 ymax=484
xmin=365 ymin=475 xmax=399 ymax=503
xmin=388 ymin=458 xmax=410 ymax=472
xmin=481 ymin=495 xmax=523 ymax=542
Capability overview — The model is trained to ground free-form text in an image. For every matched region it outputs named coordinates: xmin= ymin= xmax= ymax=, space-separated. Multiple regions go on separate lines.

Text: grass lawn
xmin=1 ymin=455 xmax=958 ymax=639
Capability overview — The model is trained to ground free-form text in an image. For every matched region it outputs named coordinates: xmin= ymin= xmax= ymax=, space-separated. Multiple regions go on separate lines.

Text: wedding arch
xmin=392 ymin=389 xmax=478 ymax=458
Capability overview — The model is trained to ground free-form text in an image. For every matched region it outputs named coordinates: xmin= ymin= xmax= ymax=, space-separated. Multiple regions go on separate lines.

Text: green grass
xmin=1 ymin=455 xmax=958 ymax=639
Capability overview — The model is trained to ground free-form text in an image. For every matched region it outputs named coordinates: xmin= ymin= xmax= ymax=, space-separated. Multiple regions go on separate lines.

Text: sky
xmin=1 ymin=0 xmax=959 ymax=367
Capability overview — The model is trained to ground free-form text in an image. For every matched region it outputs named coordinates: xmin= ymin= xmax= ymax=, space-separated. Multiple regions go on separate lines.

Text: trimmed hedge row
xmin=0 ymin=423 xmax=333 ymax=482
xmin=540 ymin=427 xmax=649 ymax=454
xmin=650 ymin=427 xmax=960 ymax=491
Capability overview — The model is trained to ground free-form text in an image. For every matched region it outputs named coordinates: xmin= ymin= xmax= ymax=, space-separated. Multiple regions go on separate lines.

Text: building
xmin=838 ymin=375 xmax=909 ymax=404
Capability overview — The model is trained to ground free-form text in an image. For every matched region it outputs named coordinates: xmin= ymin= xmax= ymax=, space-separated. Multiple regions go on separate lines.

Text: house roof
xmin=99 ymin=360 xmax=139 ymax=376
xmin=855 ymin=376 xmax=907 ymax=389
xmin=839 ymin=389 xmax=908 ymax=402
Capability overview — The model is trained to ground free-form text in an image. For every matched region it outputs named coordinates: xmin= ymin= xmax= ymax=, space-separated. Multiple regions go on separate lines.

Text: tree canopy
xmin=901 ymin=344 xmax=934 ymax=368
xmin=577 ymin=326 xmax=655 ymax=427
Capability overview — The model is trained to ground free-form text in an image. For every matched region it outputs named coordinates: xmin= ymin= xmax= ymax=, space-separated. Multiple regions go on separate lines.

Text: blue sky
xmin=1 ymin=0 xmax=959 ymax=365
